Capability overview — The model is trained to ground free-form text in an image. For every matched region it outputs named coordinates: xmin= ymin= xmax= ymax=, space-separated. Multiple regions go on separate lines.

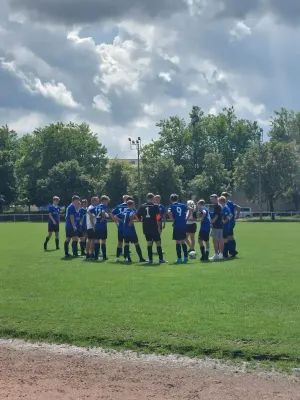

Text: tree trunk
xmin=28 ymin=204 xmax=31 ymax=213
xmin=269 ymin=198 xmax=275 ymax=221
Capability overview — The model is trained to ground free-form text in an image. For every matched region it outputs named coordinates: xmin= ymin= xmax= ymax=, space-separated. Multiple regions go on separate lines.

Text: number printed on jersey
xmin=145 ymin=207 xmax=150 ymax=218
xmin=176 ymin=206 xmax=182 ymax=216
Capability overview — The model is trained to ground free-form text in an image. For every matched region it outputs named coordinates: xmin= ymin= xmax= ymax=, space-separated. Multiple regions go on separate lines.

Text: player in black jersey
xmin=137 ymin=193 xmax=167 ymax=264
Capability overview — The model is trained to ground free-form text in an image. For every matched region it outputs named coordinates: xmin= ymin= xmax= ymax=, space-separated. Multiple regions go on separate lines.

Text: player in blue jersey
xmin=168 ymin=194 xmax=192 ymax=263
xmin=154 ymin=195 xmax=166 ymax=232
xmin=198 ymin=200 xmax=211 ymax=261
xmin=115 ymin=200 xmax=146 ymax=263
xmin=88 ymin=195 xmax=110 ymax=261
xmin=221 ymin=192 xmax=240 ymax=257
xmin=78 ymin=199 xmax=88 ymax=256
xmin=64 ymin=195 xmax=80 ymax=257
xmin=44 ymin=196 xmax=60 ymax=251
xmin=110 ymin=194 xmax=132 ymax=259
xmin=219 ymin=196 xmax=232 ymax=258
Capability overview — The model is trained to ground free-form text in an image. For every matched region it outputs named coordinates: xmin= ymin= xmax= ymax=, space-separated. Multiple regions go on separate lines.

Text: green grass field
xmin=1 ymin=222 xmax=300 ymax=368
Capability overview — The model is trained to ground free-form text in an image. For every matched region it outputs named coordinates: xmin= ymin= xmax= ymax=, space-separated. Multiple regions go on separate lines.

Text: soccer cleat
xmin=184 ymin=257 xmax=189 ymax=263
xmin=139 ymin=258 xmax=147 ymax=262
xmin=175 ymin=258 xmax=183 ymax=264
xmin=145 ymin=260 xmax=153 ymax=264
xmin=231 ymin=251 xmax=238 ymax=258
xmin=159 ymin=259 xmax=168 ymax=264
xmin=116 ymin=257 xmax=120 ymax=262
xmin=218 ymin=254 xmax=224 ymax=260
xmin=44 ymin=243 xmax=47 ymax=251
xmin=102 ymin=257 xmax=109 ymax=261
xmin=209 ymin=254 xmax=219 ymax=261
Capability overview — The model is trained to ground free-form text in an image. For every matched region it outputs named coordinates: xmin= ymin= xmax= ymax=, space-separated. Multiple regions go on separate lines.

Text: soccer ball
xmin=189 ymin=251 xmax=196 ymax=259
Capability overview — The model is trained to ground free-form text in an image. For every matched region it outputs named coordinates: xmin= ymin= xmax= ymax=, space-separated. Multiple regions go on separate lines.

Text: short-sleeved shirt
xmin=137 ymin=203 xmax=160 ymax=233
xmin=65 ymin=203 xmax=79 ymax=230
xmin=227 ymin=200 xmax=237 ymax=221
xmin=158 ymin=204 xmax=165 ymax=219
xmin=168 ymin=203 xmax=187 ymax=228
xmin=186 ymin=209 xmax=197 ymax=225
xmin=89 ymin=204 xmax=108 ymax=230
xmin=112 ymin=203 xmax=133 ymax=231
xmin=212 ymin=203 xmax=223 ymax=229
xmin=199 ymin=206 xmax=210 ymax=232
xmin=116 ymin=209 xmax=136 ymax=237
xmin=48 ymin=205 xmax=60 ymax=225
xmin=222 ymin=205 xmax=231 ymax=232
xmin=79 ymin=207 xmax=88 ymax=229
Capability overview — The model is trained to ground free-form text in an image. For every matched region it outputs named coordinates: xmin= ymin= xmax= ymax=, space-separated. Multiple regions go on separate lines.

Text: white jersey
xmin=186 ymin=209 xmax=197 ymax=224
xmin=86 ymin=205 xmax=96 ymax=230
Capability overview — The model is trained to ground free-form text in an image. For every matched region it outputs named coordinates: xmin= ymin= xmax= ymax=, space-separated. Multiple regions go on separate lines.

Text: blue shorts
xmin=95 ymin=229 xmax=107 ymax=240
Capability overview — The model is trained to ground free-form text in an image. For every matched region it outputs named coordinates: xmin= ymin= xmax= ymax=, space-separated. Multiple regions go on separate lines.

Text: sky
xmin=0 ymin=0 xmax=299 ymax=157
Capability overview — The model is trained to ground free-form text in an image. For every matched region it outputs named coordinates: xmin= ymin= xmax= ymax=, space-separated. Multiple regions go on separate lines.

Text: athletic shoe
xmin=218 ymin=254 xmax=224 ymax=260
xmin=231 ymin=251 xmax=238 ymax=258
xmin=56 ymin=247 xmax=60 ymax=250
xmin=116 ymin=257 xmax=120 ymax=262
xmin=102 ymin=257 xmax=109 ymax=261
xmin=209 ymin=254 xmax=219 ymax=261
xmin=159 ymin=259 xmax=168 ymax=264
xmin=139 ymin=258 xmax=147 ymax=262
xmin=184 ymin=257 xmax=189 ymax=263
xmin=145 ymin=260 xmax=153 ymax=264
xmin=175 ymin=258 xmax=183 ymax=264
xmin=44 ymin=243 xmax=47 ymax=251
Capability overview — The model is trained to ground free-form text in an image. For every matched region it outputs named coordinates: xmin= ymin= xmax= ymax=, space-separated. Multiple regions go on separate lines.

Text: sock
xmin=55 ymin=238 xmax=59 ymax=249
xmin=232 ymin=240 xmax=237 ymax=253
xmin=157 ymin=246 xmax=163 ymax=261
xmin=101 ymin=243 xmax=107 ymax=259
xmin=45 ymin=237 xmax=50 ymax=244
xmin=205 ymin=248 xmax=210 ymax=258
xmin=64 ymin=241 xmax=69 ymax=256
xmin=135 ymin=244 xmax=143 ymax=260
xmin=116 ymin=247 xmax=122 ymax=258
xmin=200 ymin=246 xmax=205 ymax=258
xmin=72 ymin=241 xmax=78 ymax=257
xmin=94 ymin=243 xmax=100 ymax=259
xmin=124 ymin=245 xmax=132 ymax=261
xmin=80 ymin=241 xmax=86 ymax=255
xmin=182 ymin=243 xmax=188 ymax=258
xmin=176 ymin=243 xmax=182 ymax=259
xmin=224 ymin=242 xmax=229 ymax=257
xmin=147 ymin=246 xmax=153 ymax=261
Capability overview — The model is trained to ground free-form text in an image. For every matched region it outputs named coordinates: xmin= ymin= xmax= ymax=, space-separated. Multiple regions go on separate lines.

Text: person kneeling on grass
xmin=115 ymin=200 xmax=146 ymax=263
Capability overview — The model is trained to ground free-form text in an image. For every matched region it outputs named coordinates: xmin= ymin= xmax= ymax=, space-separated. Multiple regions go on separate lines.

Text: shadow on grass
xmin=0 ymin=328 xmax=297 ymax=364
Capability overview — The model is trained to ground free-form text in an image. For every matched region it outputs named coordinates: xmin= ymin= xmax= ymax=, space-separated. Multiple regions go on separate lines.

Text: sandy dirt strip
xmin=1 ymin=339 xmax=300 ymax=399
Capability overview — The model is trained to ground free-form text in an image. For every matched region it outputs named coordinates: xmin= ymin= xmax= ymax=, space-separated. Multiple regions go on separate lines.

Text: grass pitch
xmin=0 ymin=222 xmax=300 ymax=367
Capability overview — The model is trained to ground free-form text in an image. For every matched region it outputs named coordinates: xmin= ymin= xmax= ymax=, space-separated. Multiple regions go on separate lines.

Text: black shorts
xmin=144 ymin=230 xmax=161 ymax=242
xmin=77 ymin=230 xmax=83 ymax=238
xmin=118 ymin=230 xmax=124 ymax=242
xmin=124 ymin=233 xmax=139 ymax=244
xmin=199 ymin=230 xmax=210 ymax=242
xmin=65 ymin=228 xmax=78 ymax=238
xmin=87 ymin=229 xmax=96 ymax=239
xmin=95 ymin=229 xmax=108 ymax=240
xmin=223 ymin=230 xmax=230 ymax=239
xmin=186 ymin=223 xmax=197 ymax=234
xmin=48 ymin=223 xmax=59 ymax=233
xmin=172 ymin=227 xmax=186 ymax=241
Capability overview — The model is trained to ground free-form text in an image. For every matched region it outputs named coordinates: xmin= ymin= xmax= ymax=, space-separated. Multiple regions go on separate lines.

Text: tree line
xmin=1 ymin=107 xmax=300 ymax=212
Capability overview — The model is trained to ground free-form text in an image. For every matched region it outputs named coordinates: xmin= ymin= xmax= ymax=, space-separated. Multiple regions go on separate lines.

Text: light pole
xmin=128 ymin=137 xmax=142 ymax=207
xmin=258 ymin=128 xmax=263 ymax=221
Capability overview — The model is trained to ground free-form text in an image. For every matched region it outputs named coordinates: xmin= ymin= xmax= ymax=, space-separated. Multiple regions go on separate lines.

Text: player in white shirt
xmin=186 ymin=200 xmax=198 ymax=253
xmin=86 ymin=196 xmax=99 ymax=260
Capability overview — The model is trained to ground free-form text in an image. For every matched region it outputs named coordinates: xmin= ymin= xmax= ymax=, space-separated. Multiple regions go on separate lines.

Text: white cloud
xmin=159 ymin=72 xmax=172 ymax=82
xmin=33 ymin=79 xmax=80 ymax=108
xmin=93 ymin=94 xmax=111 ymax=112
xmin=230 ymin=21 xmax=252 ymax=40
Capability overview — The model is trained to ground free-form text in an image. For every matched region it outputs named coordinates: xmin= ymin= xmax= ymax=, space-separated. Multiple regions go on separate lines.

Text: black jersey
xmin=137 ymin=202 xmax=160 ymax=233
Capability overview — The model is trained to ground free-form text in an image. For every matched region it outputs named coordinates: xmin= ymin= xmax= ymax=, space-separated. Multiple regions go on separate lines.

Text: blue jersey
xmin=90 ymin=204 xmax=108 ymax=230
xmin=117 ymin=209 xmax=136 ymax=237
xmin=168 ymin=203 xmax=187 ymax=228
xmin=65 ymin=203 xmax=79 ymax=230
xmin=79 ymin=207 xmax=88 ymax=229
xmin=48 ymin=204 xmax=60 ymax=225
xmin=112 ymin=203 xmax=129 ymax=231
xmin=227 ymin=200 xmax=237 ymax=228
xmin=223 ymin=205 xmax=231 ymax=231
xmin=199 ymin=206 xmax=210 ymax=231
xmin=158 ymin=204 xmax=165 ymax=219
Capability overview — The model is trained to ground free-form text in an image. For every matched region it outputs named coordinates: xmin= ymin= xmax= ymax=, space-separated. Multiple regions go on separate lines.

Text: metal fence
xmin=0 ymin=212 xmax=300 ymax=222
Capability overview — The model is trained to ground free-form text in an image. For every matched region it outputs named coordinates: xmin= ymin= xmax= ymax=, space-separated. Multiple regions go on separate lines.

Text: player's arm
xmin=168 ymin=208 xmax=174 ymax=222
xmin=129 ymin=212 xmax=136 ymax=226
xmin=70 ymin=214 xmax=77 ymax=230
xmin=186 ymin=207 xmax=192 ymax=221
xmin=235 ymin=205 xmax=241 ymax=220
xmin=161 ymin=206 xmax=166 ymax=228
xmin=200 ymin=209 xmax=206 ymax=222
xmin=49 ymin=212 xmax=56 ymax=225
xmin=110 ymin=207 xmax=119 ymax=224
xmin=58 ymin=208 xmax=60 ymax=224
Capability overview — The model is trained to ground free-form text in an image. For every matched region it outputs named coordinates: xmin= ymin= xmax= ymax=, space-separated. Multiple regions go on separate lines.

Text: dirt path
xmin=1 ymin=340 xmax=300 ymax=400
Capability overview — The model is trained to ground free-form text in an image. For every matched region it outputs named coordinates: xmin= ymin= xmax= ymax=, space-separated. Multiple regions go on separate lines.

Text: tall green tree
xmin=0 ymin=126 xmax=18 ymax=211
xmin=15 ymin=122 xmax=108 ymax=206
xmin=269 ymin=108 xmax=300 ymax=144
xmin=188 ymin=152 xmax=231 ymax=201
xmin=105 ymin=159 xmax=137 ymax=207
xmin=37 ymin=160 xmax=98 ymax=206
xmin=234 ymin=141 xmax=300 ymax=217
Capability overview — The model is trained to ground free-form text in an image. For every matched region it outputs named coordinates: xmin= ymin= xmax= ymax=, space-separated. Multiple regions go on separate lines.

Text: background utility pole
xmin=128 ymin=137 xmax=142 ymax=207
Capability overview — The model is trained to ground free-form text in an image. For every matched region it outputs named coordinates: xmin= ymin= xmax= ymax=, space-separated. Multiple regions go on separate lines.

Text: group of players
xmin=44 ymin=192 xmax=240 ymax=263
